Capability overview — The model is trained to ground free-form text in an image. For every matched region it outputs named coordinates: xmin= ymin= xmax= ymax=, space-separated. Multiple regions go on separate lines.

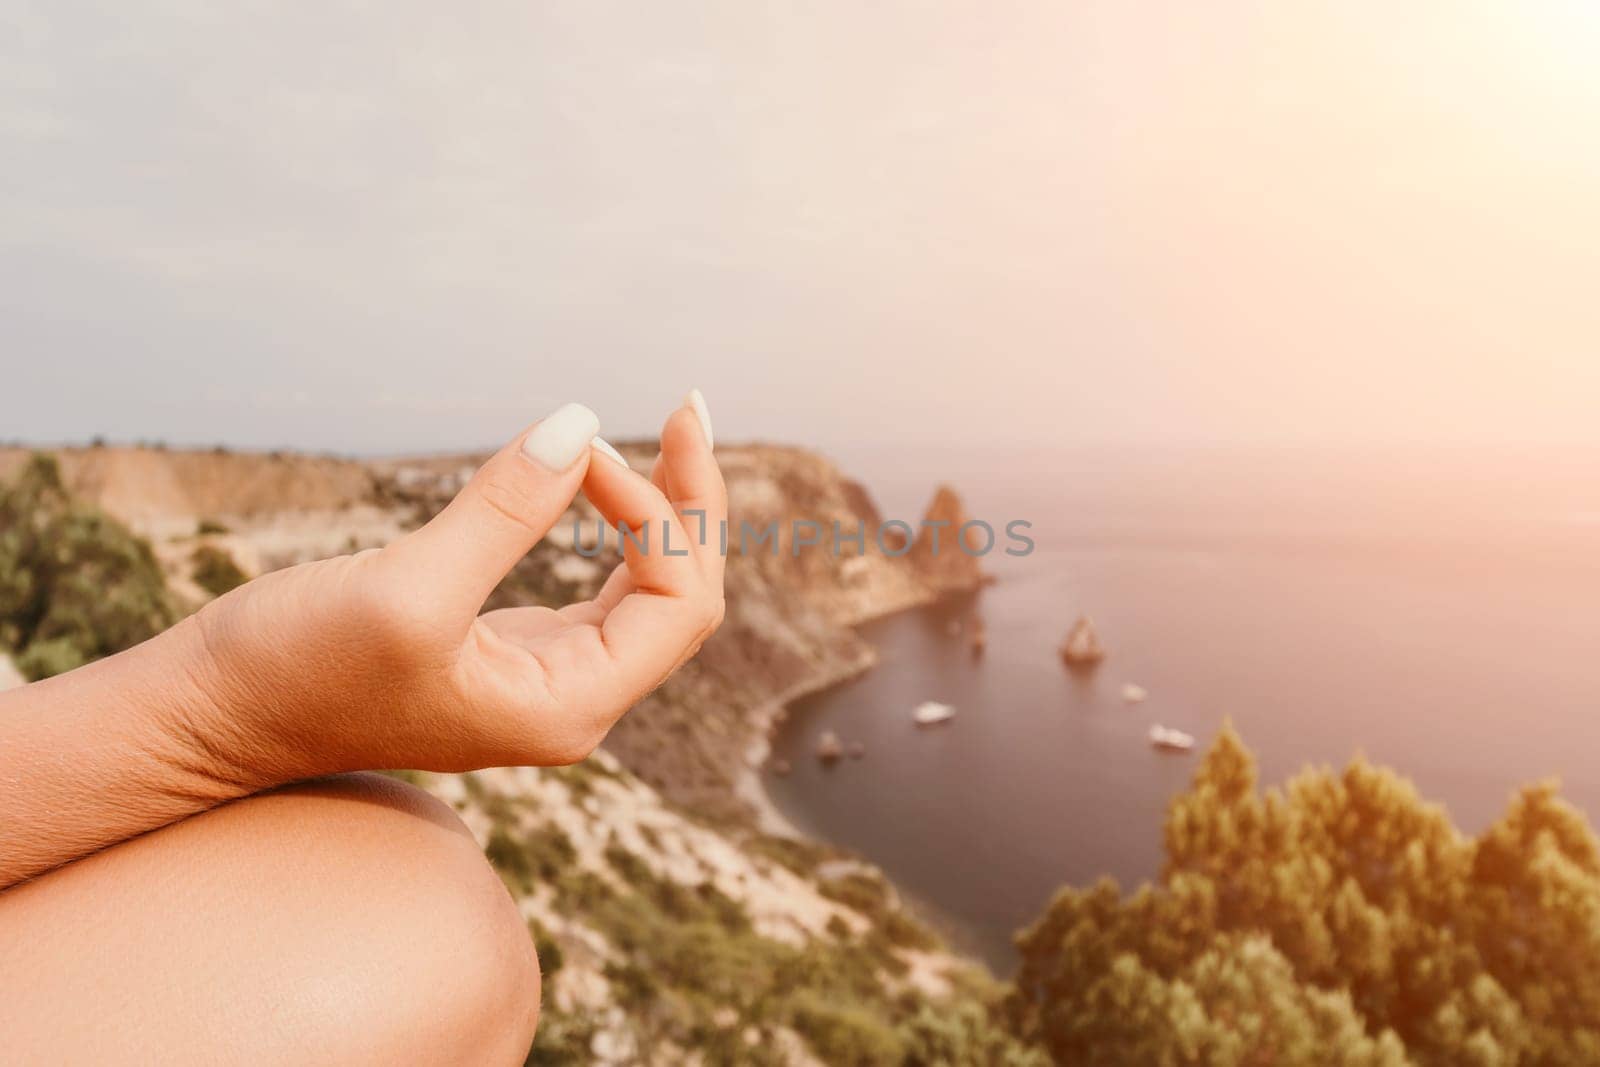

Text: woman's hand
xmin=183 ymin=395 xmax=725 ymax=786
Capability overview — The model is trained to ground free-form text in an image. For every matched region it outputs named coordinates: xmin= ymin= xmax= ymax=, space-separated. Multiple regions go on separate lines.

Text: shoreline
xmin=738 ymin=642 xmax=880 ymax=838
xmin=738 ymin=583 xmax=964 ymax=838
xmin=743 ymin=589 xmax=1007 ymax=971
xmin=742 ymin=580 xmax=983 ymax=838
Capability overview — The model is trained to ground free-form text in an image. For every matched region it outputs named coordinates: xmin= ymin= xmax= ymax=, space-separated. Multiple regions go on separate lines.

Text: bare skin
xmin=0 ymin=398 xmax=726 ymax=1063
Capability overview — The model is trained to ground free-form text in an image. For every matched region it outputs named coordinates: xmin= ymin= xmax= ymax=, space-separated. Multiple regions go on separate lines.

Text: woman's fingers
xmin=580 ymin=440 xmax=701 ymax=601
xmin=652 ymin=395 xmax=727 ymax=583
xmin=518 ymin=408 xmax=723 ymax=735
xmin=385 ymin=404 xmax=600 ymax=619
xmin=375 ymin=392 xmax=725 ymax=765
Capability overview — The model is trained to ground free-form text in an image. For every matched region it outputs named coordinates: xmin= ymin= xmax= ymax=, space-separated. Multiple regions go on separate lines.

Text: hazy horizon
xmin=4 ymin=3 xmax=1598 ymax=456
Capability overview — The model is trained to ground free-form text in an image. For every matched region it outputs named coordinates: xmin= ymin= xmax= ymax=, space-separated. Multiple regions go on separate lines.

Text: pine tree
xmin=1008 ymin=725 xmax=1600 ymax=1066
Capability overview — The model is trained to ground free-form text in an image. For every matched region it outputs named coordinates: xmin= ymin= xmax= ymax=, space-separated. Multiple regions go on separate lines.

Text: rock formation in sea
xmin=1060 ymin=615 xmax=1107 ymax=668
xmin=816 ymin=730 xmax=844 ymax=762
xmin=908 ymin=484 xmax=989 ymax=594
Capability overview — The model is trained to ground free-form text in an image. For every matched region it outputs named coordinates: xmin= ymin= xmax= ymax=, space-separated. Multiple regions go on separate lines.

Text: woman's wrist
xmin=0 ymin=615 xmax=274 ymax=886
xmin=139 ymin=613 xmax=291 ymax=798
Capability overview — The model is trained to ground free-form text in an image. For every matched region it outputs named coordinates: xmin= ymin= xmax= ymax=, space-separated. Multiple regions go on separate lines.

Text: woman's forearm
xmin=0 ymin=617 xmax=259 ymax=888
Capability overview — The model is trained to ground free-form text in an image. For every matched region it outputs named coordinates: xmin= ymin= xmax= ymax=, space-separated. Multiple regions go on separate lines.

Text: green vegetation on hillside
xmin=189 ymin=543 xmax=248 ymax=598
xmin=0 ymin=453 xmax=177 ymax=679
xmin=1008 ymin=725 xmax=1600 ymax=1066
xmin=461 ymin=768 xmax=1042 ymax=1067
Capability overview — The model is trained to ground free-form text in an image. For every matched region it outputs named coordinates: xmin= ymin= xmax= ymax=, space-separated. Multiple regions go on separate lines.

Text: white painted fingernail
xmin=591 ymin=436 xmax=628 ymax=467
xmin=522 ymin=403 xmax=600 ymax=470
xmin=685 ymin=388 xmax=713 ymax=449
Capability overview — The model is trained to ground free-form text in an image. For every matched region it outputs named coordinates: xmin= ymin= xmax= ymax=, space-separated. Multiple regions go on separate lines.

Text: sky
xmin=2 ymin=2 xmax=1598 ymax=457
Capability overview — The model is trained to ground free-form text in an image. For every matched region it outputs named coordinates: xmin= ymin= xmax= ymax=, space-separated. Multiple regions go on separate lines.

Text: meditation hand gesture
xmin=188 ymin=397 xmax=726 ymax=786
xmin=0 ymin=394 xmax=724 ymax=888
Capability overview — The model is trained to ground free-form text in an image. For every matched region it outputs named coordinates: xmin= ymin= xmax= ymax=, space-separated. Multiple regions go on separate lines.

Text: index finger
xmin=522 ymin=429 xmax=721 ymax=724
xmin=652 ymin=399 xmax=728 ymax=583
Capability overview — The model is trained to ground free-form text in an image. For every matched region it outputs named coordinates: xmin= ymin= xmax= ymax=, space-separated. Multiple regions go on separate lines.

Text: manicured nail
xmin=591 ymin=436 xmax=628 ymax=467
xmin=522 ymin=403 xmax=600 ymax=470
xmin=685 ymin=388 xmax=713 ymax=449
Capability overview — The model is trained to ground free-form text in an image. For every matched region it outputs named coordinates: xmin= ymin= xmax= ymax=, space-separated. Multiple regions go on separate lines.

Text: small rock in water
xmin=1121 ymin=683 xmax=1148 ymax=704
xmin=847 ymin=741 xmax=866 ymax=759
xmin=1060 ymin=615 xmax=1107 ymax=668
xmin=816 ymin=730 xmax=844 ymax=762
xmin=771 ymin=758 xmax=792 ymax=777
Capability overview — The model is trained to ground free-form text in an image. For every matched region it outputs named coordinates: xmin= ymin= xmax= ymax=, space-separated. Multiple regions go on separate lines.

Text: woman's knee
xmin=0 ymin=771 xmax=540 ymax=1066
xmin=257 ymin=772 xmax=543 ymax=1064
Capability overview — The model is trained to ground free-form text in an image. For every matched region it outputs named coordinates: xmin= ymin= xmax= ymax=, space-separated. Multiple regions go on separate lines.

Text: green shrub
xmin=602 ymin=958 xmax=659 ymax=1009
xmin=0 ymin=454 xmax=178 ymax=679
xmin=817 ymin=869 xmax=939 ymax=948
xmin=603 ymin=840 xmax=750 ymax=936
xmin=542 ymin=759 xmax=611 ymax=801
xmin=788 ymin=993 xmax=906 ymax=1066
xmin=195 ymin=518 xmax=231 ymax=536
xmin=486 ymin=826 xmax=538 ymax=894
xmin=744 ymin=832 xmax=836 ymax=876
xmin=879 ymin=909 xmax=940 ymax=952
xmin=898 ymin=1000 xmax=1047 ymax=1067
xmin=818 ymin=871 xmax=892 ymax=917
xmin=522 ymin=1010 xmax=595 ymax=1067
xmin=603 ymin=840 xmax=653 ymax=887
xmin=528 ymin=918 xmax=563 ymax=977
xmin=14 ymin=636 xmax=89 ymax=680
xmin=552 ymin=868 xmax=615 ymax=915
xmin=487 ymin=823 xmax=578 ymax=895
xmin=771 ymin=938 xmax=887 ymax=1007
xmin=190 ymin=544 xmax=247 ymax=598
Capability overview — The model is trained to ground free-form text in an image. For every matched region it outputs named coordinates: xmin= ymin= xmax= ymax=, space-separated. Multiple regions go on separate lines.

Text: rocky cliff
xmin=0 ymin=446 xmax=379 ymax=538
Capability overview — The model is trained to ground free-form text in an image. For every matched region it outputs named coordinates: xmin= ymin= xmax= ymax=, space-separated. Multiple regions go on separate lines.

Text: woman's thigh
xmin=0 ymin=773 xmax=539 ymax=1066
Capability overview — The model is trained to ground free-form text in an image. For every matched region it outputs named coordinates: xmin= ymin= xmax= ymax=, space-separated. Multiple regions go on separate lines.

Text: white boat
xmin=1148 ymin=724 xmax=1195 ymax=752
xmin=913 ymin=701 xmax=956 ymax=727
xmin=1120 ymin=683 xmax=1148 ymax=704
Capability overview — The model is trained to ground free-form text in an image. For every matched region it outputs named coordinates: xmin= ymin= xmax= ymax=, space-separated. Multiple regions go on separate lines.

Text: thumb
xmin=386 ymin=403 xmax=600 ymax=616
